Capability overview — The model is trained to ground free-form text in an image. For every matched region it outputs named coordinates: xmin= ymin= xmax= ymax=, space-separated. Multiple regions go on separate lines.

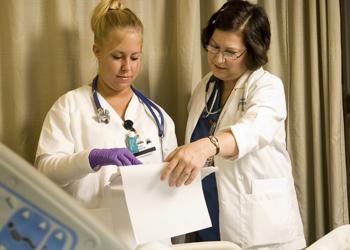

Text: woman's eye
xmin=111 ymin=54 xmax=140 ymax=61
xmin=224 ymin=51 xmax=237 ymax=58
xmin=111 ymin=54 xmax=122 ymax=60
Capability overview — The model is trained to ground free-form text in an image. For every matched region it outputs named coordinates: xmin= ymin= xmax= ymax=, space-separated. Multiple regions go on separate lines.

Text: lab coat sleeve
xmin=35 ymin=95 xmax=94 ymax=187
xmin=36 ymin=151 xmax=93 ymax=187
xmin=230 ymin=75 xmax=287 ymax=159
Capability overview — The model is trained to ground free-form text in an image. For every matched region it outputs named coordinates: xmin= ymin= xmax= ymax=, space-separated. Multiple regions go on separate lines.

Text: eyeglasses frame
xmin=206 ymin=44 xmax=247 ymax=61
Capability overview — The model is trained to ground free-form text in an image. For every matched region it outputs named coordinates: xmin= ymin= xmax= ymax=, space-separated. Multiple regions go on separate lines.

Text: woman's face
xmin=207 ymin=29 xmax=247 ymax=82
xmin=93 ymin=27 xmax=142 ymax=93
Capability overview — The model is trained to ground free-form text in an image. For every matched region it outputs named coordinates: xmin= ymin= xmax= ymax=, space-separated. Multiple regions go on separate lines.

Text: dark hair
xmin=201 ymin=0 xmax=271 ymax=70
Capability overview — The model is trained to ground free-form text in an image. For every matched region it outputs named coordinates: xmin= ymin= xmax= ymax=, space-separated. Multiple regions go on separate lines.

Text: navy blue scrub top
xmin=190 ymin=77 xmax=221 ymax=241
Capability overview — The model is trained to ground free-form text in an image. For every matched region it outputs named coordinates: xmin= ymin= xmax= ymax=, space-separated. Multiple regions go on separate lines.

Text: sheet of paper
xmin=119 ymin=163 xmax=211 ymax=244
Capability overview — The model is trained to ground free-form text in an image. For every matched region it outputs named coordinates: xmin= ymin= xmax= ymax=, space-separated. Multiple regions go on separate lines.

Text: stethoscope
xmin=92 ymin=75 xmax=165 ymax=157
xmin=205 ymin=75 xmax=248 ymax=115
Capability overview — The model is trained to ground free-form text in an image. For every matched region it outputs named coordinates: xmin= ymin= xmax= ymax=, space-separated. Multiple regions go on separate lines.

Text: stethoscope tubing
xmin=131 ymin=86 xmax=164 ymax=138
xmin=92 ymin=77 xmax=104 ymax=112
xmin=205 ymin=74 xmax=248 ymax=112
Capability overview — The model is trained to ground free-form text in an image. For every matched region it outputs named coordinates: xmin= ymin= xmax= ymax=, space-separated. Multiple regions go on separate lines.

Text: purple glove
xmin=88 ymin=148 xmax=142 ymax=169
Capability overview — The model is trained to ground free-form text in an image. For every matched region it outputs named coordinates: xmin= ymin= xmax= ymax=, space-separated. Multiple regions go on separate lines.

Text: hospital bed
xmin=306 ymin=224 xmax=350 ymax=250
xmin=0 ymin=143 xmax=121 ymax=249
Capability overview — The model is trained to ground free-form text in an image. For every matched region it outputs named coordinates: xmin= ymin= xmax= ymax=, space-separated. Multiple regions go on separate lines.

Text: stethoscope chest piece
xmin=97 ymin=107 xmax=110 ymax=124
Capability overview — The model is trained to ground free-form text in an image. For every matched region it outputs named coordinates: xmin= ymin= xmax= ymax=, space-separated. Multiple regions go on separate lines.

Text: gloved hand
xmin=88 ymin=148 xmax=142 ymax=170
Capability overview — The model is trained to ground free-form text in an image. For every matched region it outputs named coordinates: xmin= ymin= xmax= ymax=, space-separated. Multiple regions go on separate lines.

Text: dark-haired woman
xmin=161 ymin=1 xmax=306 ymax=249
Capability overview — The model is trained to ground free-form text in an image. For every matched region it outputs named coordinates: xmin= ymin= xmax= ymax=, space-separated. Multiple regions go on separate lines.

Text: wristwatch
xmin=208 ymin=135 xmax=220 ymax=155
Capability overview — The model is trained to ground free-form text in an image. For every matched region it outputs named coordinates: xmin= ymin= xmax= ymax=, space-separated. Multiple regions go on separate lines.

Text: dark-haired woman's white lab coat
xmin=186 ymin=68 xmax=306 ymax=249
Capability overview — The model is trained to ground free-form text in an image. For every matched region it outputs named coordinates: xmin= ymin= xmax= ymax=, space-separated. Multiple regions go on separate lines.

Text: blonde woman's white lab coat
xmin=185 ymin=68 xmax=306 ymax=249
xmin=35 ymin=84 xmax=177 ymax=250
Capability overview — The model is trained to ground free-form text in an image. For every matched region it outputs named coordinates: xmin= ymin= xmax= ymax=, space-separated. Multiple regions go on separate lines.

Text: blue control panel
xmin=0 ymin=183 xmax=76 ymax=250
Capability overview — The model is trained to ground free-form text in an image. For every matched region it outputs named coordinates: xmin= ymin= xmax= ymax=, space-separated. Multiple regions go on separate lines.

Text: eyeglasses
xmin=206 ymin=44 xmax=246 ymax=61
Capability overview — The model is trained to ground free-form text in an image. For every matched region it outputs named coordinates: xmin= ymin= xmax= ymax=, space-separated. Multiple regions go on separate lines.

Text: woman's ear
xmin=92 ymin=44 xmax=100 ymax=58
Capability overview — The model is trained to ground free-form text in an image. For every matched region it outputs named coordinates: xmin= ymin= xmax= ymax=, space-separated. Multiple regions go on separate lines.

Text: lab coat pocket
xmin=243 ymin=178 xmax=293 ymax=247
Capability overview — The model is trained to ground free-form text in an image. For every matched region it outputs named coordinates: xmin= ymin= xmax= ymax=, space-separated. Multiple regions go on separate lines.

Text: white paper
xmin=119 ymin=163 xmax=211 ymax=244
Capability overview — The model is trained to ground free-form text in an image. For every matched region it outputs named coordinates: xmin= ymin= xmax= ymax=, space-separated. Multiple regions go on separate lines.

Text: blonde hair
xmin=91 ymin=0 xmax=143 ymax=44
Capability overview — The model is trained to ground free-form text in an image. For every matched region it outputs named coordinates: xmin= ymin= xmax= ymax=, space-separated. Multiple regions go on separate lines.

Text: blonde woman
xmin=35 ymin=1 xmax=177 ymax=249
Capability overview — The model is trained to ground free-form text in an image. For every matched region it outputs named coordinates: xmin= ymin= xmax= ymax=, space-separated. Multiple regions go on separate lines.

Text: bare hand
xmin=160 ymin=139 xmax=214 ymax=187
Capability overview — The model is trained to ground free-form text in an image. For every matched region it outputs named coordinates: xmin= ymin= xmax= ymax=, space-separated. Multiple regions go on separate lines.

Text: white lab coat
xmin=35 ymin=84 xmax=178 ymax=250
xmin=185 ymin=68 xmax=306 ymax=249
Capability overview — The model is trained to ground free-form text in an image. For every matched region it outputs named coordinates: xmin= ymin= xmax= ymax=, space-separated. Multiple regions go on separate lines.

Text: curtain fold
xmin=259 ymin=0 xmax=348 ymax=244
xmin=0 ymin=0 xmax=347 ymax=246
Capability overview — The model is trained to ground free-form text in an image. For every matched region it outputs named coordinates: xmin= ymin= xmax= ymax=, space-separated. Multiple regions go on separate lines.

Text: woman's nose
xmin=121 ymin=59 xmax=131 ymax=71
xmin=213 ymin=52 xmax=226 ymax=64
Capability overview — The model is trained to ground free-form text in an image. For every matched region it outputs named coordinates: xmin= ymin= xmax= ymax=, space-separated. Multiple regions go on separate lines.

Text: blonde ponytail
xmin=108 ymin=0 xmax=124 ymax=10
xmin=91 ymin=0 xmax=143 ymax=44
